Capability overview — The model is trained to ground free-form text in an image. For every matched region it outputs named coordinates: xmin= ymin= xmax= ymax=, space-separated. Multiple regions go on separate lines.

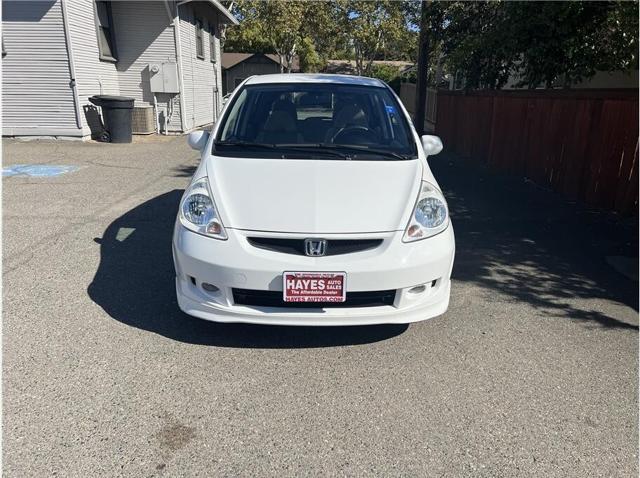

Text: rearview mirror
xmin=187 ymin=130 xmax=209 ymax=151
xmin=421 ymin=135 xmax=443 ymax=157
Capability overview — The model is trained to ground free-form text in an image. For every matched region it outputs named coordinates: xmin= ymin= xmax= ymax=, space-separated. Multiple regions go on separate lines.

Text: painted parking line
xmin=2 ymin=165 xmax=79 ymax=177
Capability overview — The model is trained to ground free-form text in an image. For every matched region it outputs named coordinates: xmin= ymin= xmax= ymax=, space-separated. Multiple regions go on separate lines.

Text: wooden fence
xmin=399 ymin=82 xmax=438 ymax=132
xmin=435 ymin=89 xmax=639 ymax=215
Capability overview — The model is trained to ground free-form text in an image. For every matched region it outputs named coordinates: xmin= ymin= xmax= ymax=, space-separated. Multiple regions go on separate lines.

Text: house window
xmin=209 ymin=23 xmax=216 ymax=63
xmin=195 ymin=19 xmax=204 ymax=59
xmin=94 ymin=1 xmax=117 ymax=62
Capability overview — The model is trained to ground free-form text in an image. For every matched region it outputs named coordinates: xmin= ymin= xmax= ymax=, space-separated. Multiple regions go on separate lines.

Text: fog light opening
xmin=202 ymin=282 xmax=219 ymax=292
xmin=189 ymin=276 xmax=197 ymax=286
xmin=431 ymin=279 xmax=438 ymax=288
xmin=408 ymin=284 xmax=426 ymax=294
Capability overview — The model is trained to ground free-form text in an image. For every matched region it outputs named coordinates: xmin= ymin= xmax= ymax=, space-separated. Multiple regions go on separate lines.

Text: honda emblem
xmin=304 ymin=238 xmax=327 ymax=257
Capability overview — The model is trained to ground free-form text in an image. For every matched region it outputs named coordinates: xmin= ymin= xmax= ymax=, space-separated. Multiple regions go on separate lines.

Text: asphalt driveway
xmin=3 ymin=136 xmax=638 ymax=476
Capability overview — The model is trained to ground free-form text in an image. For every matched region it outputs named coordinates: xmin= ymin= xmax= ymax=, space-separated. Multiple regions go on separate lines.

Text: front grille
xmin=233 ymin=288 xmax=396 ymax=308
xmin=247 ymin=237 xmax=382 ymax=256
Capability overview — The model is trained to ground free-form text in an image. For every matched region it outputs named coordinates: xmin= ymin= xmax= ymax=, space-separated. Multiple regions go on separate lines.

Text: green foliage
xmin=304 ymin=1 xmax=347 ymax=67
xmin=224 ymin=0 xmax=638 ymax=86
xmin=298 ymin=37 xmax=323 ymax=73
xmin=335 ymin=1 xmax=407 ymax=75
xmin=441 ymin=1 xmax=639 ymax=89
xmin=225 ymin=0 xmax=419 ymax=73
xmin=224 ymin=1 xmax=273 ymax=54
xmin=440 ymin=2 xmax=512 ymax=89
xmin=224 ymin=0 xmax=307 ymax=72
xmin=512 ymin=1 xmax=639 ymax=87
xmin=366 ymin=64 xmax=407 ymax=94
xmin=369 ymin=63 xmax=401 ymax=83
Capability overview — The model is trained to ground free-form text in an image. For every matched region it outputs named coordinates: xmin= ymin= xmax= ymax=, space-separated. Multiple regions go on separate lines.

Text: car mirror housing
xmin=421 ymin=135 xmax=443 ymax=157
xmin=188 ymin=130 xmax=209 ymax=151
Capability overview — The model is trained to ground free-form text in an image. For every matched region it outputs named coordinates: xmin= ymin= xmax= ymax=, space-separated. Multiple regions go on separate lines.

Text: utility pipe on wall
xmin=153 ymin=94 xmax=160 ymax=134
xmin=165 ymin=0 xmax=188 ymax=132
xmin=60 ymin=0 xmax=83 ymax=131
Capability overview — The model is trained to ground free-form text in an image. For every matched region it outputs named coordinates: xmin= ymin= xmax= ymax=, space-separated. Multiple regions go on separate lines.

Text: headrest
xmin=334 ymin=103 xmax=367 ymax=129
xmin=272 ymin=99 xmax=297 ymax=117
xmin=263 ymin=111 xmax=297 ymax=132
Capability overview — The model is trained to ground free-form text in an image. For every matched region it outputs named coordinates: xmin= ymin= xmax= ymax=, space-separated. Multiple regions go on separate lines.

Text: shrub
xmin=368 ymin=64 xmax=403 ymax=94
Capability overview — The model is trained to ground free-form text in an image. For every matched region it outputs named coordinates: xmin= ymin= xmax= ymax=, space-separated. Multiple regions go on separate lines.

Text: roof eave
xmin=177 ymin=0 xmax=239 ymax=25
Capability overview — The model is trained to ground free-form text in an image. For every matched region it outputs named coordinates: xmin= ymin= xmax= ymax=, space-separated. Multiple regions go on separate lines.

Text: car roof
xmin=244 ymin=74 xmax=387 ymax=88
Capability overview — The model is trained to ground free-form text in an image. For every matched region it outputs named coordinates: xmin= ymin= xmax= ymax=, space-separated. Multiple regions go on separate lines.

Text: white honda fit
xmin=173 ymin=74 xmax=455 ymax=326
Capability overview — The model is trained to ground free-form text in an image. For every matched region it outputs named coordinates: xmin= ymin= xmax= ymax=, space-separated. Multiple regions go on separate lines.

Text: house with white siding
xmin=2 ymin=0 xmax=238 ymax=139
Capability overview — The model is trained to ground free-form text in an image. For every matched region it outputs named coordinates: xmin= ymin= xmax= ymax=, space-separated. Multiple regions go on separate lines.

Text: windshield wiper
xmin=214 ymin=141 xmax=411 ymax=160
xmin=273 ymin=144 xmax=351 ymax=159
xmin=273 ymin=143 xmax=409 ymax=161
xmin=215 ymin=141 xmax=350 ymax=159
xmin=319 ymin=144 xmax=413 ymax=161
xmin=214 ymin=141 xmax=277 ymax=149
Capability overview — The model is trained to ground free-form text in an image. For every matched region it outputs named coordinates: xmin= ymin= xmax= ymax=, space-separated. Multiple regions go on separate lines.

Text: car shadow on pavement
xmin=87 ymin=190 xmax=408 ymax=347
xmin=171 ymin=164 xmax=198 ymax=178
xmin=432 ymin=154 xmax=638 ymax=331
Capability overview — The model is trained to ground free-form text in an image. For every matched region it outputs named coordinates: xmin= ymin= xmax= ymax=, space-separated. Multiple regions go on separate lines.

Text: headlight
xmin=179 ymin=177 xmax=227 ymax=240
xmin=403 ymin=181 xmax=449 ymax=242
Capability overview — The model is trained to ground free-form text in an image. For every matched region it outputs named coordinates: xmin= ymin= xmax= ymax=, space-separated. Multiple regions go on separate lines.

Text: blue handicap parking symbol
xmin=3 ymin=165 xmax=79 ymax=177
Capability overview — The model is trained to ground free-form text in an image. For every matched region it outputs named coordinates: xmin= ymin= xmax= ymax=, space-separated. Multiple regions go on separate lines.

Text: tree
xmin=440 ymin=2 xmax=516 ymax=89
xmin=302 ymin=2 xmax=347 ymax=67
xmin=260 ymin=1 xmax=306 ymax=73
xmin=335 ymin=1 xmax=406 ymax=76
xmin=224 ymin=0 xmax=422 ymax=74
xmin=223 ymin=1 xmax=273 ymax=53
xmin=224 ymin=0 xmax=306 ymax=72
xmin=225 ymin=1 xmax=345 ymax=73
xmin=298 ymin=37 xmax=323 ymax=73
xmin=511 ymin=1 xmax=639 ymax=87
xmin=440 ymin=1 xmax=639 ymax=89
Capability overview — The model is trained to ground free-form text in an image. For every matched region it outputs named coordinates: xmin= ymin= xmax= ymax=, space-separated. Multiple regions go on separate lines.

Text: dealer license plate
xmin=282 ymin=272 xmax=346 ymax=303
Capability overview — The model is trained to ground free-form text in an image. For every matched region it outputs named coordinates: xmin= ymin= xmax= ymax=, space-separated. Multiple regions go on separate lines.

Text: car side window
xmin=220 ymin=89 xmax=247 ymax=140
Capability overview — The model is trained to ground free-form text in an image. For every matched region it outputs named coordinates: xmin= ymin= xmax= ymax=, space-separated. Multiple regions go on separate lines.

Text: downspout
xmin=153 ymin=93 xmax=160 ymax=134
xmin=165 ymin=0 xmax=188 ymax=132
xmin=212 ymin=73 xmax=218 ymax=124
xmin=60 ymin=0 xmax=83 ymax=131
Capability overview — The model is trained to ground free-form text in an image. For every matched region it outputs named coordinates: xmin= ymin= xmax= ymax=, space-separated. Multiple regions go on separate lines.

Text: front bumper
xmin=173 ymin=225 xmax=455 ymax=326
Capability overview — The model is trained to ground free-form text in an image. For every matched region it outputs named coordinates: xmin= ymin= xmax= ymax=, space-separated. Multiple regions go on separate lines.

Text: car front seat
xmin=325 ymin=103 xmax=368 ymax=143
xmin=256 ymin=111 xmax=301 ymax=144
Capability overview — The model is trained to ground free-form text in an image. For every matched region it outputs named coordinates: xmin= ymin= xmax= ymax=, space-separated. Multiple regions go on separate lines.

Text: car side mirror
xmin=188 ymin=130 xmax=209 ymax=151
xmin=421 ymin=135 xmax=443 ymax=157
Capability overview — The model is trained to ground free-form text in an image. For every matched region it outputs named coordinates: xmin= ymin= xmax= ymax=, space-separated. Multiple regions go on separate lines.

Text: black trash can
xmin=89 ymin=95 xmax=135 ymax=143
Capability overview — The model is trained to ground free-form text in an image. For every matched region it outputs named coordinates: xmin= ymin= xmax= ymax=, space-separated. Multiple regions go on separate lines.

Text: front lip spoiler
xmin=176 ymin=278 xmax=452 ymax=326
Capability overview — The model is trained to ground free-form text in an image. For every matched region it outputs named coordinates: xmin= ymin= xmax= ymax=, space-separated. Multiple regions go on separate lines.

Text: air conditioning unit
xmin=132 ymin=106 xmax=155 ymax=134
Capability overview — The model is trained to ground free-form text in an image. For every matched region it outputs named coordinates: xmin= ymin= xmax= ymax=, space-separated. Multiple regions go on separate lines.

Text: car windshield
xmin=213 ymin=83 xmax=417 ymax=160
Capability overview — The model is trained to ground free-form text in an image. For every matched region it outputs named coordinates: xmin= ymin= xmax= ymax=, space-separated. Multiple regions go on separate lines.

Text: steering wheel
xmin=331 ymin=126 xmax=378 ymax=145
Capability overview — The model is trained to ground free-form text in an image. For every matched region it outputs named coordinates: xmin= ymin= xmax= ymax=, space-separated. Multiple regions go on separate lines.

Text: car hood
xmin=207 ymin=157 xmax=422 ymax=234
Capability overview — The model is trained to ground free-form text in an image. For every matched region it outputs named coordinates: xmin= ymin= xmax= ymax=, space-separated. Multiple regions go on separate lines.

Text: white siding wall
xmin=2 ymin=0 xmax=228 ymax=137
xmin=66 ymin=0 xmax=119 ymax=132
xmin=2 ymin=0 xmax=80 ymax=135
xmin=111 ymin=1 xmax=182 ymax=132
xmin=179 ymin=3 xmax=222 ymax=131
